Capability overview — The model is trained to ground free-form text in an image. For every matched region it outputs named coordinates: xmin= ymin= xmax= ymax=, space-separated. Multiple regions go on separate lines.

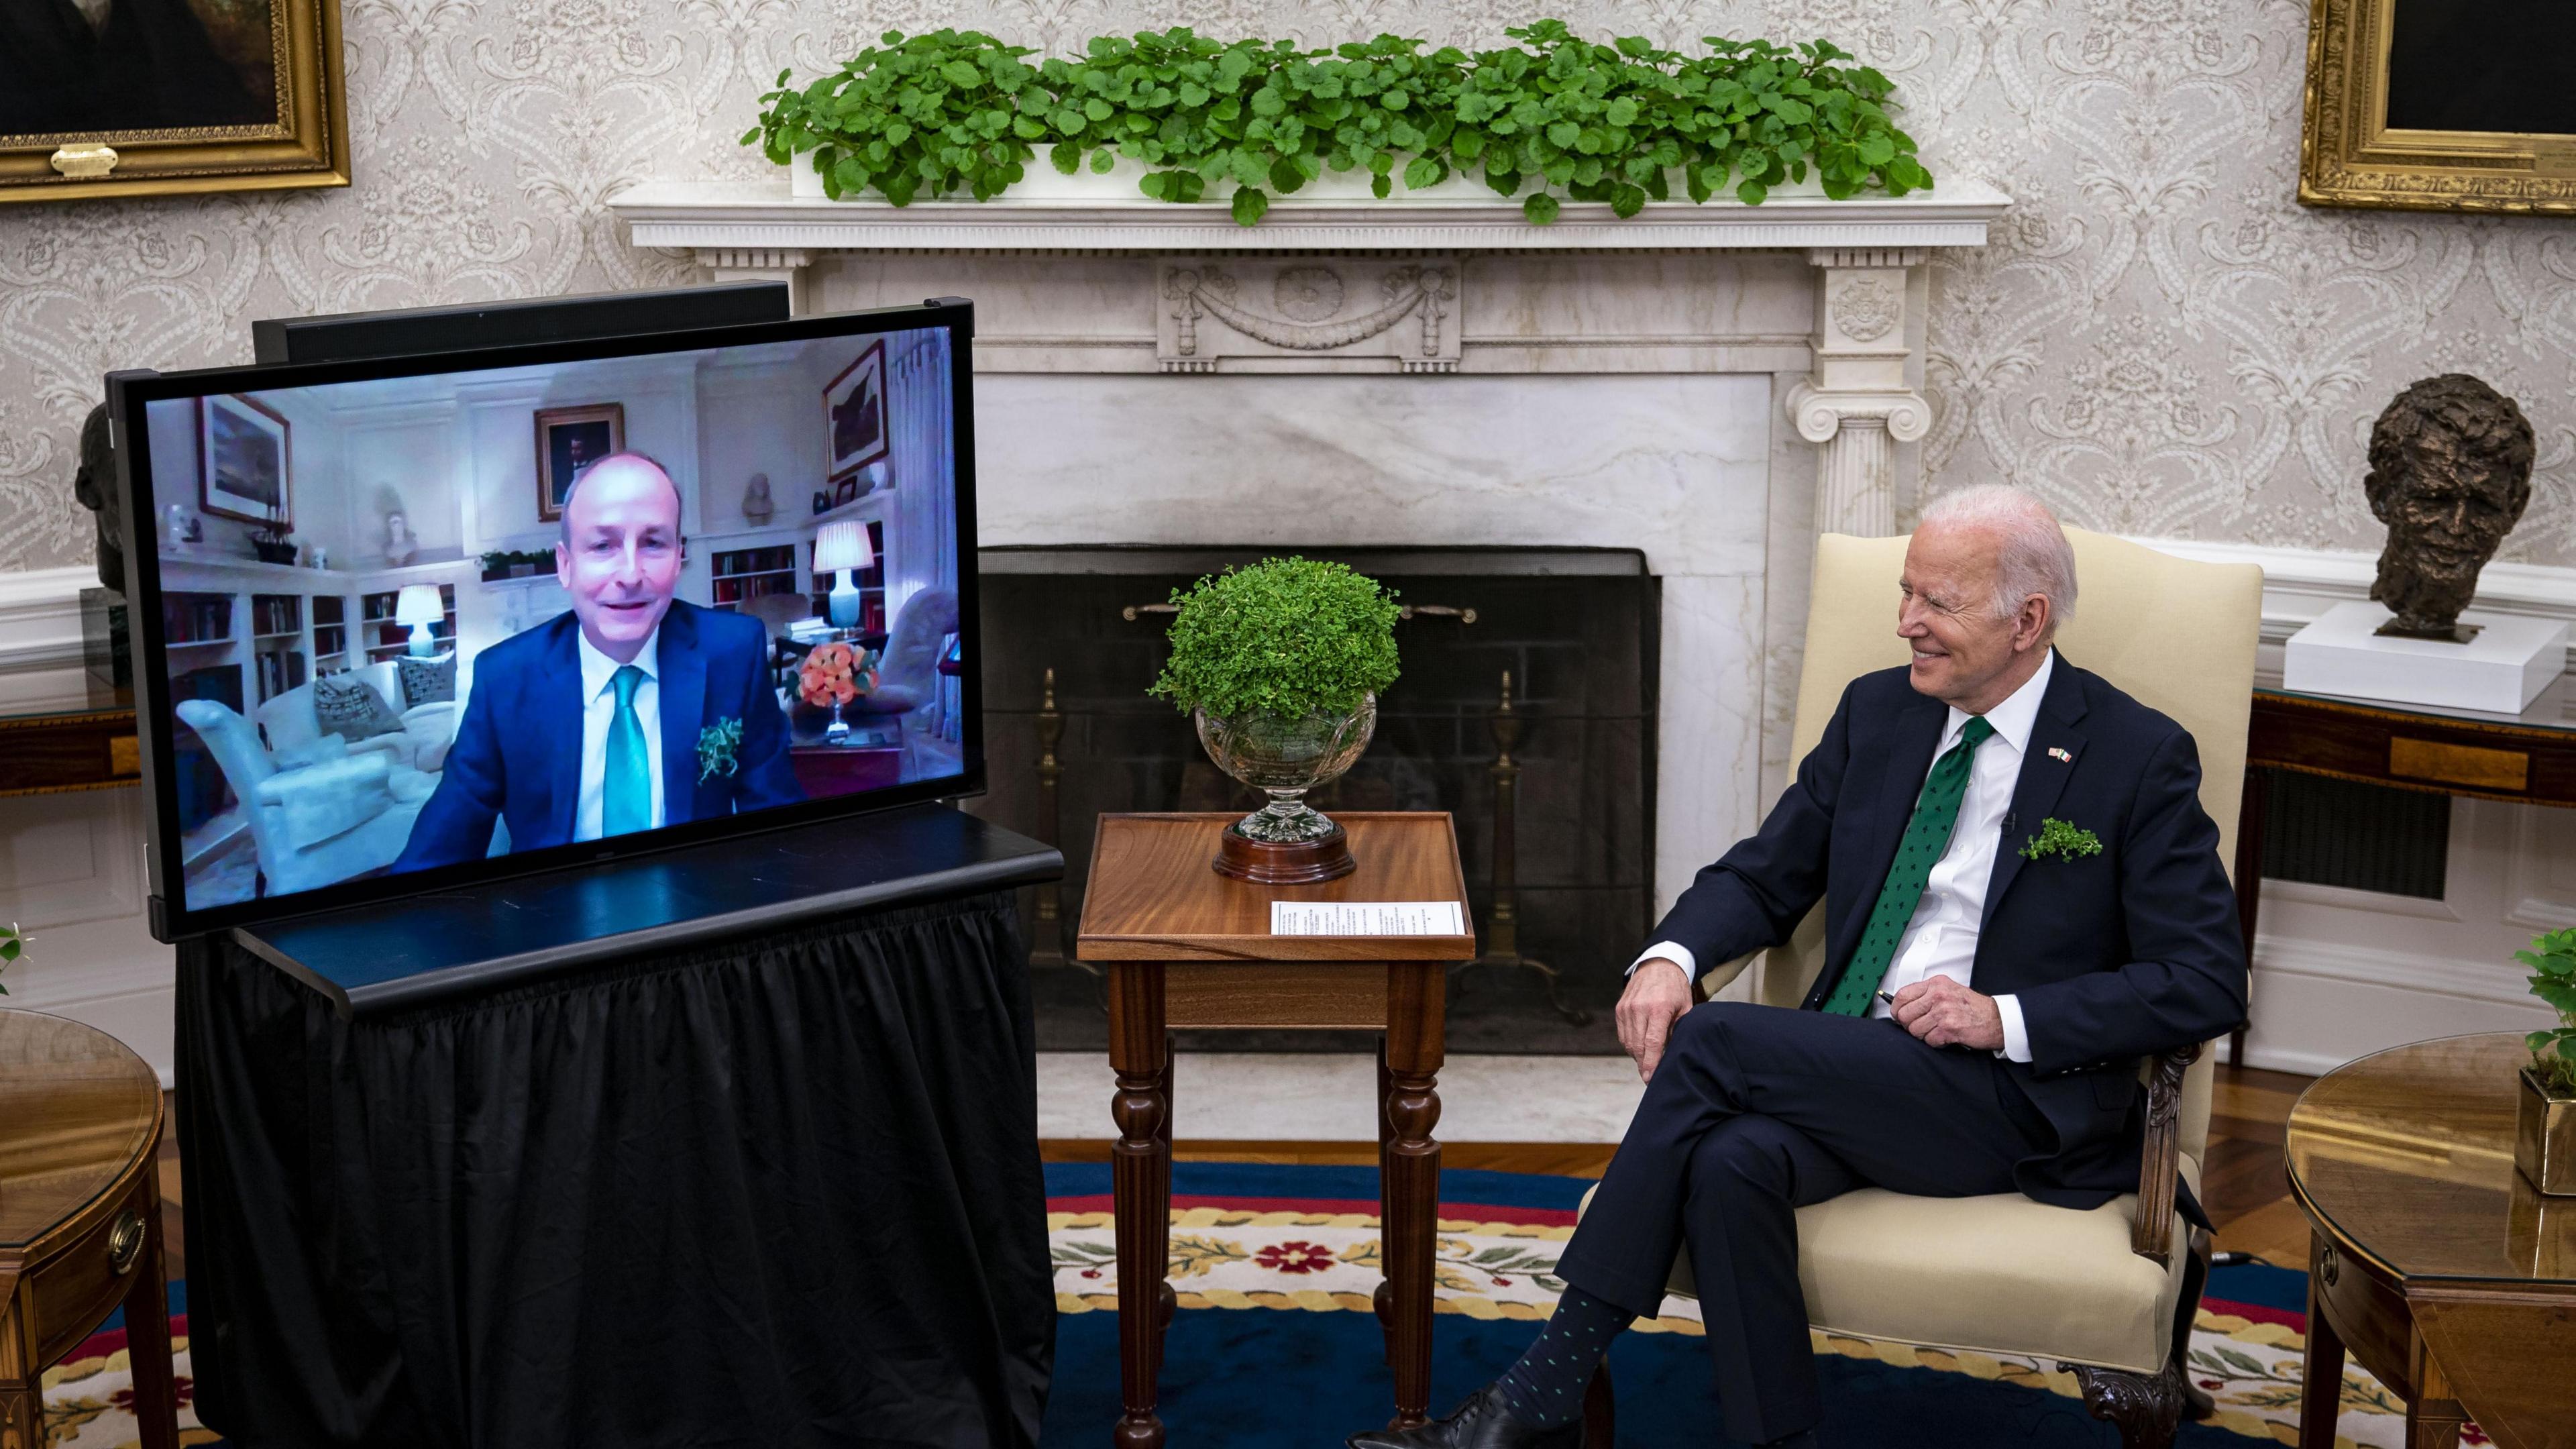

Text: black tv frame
xmin=251 ymin=281 xmax=790 ymax=364
xmin=109 ymin=298 xmax=984 ymax=941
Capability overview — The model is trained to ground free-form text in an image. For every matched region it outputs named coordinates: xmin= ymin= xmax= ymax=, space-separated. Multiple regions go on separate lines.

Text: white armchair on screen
xmin=256 ymin=659 xmax=458 ymax=774
xmin=176 ymin=699 xmax=436 ymax=898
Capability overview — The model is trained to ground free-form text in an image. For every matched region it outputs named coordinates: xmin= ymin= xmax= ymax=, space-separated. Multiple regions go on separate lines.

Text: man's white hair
xmin=1919 ymin=484 xmax=2078 ymax=631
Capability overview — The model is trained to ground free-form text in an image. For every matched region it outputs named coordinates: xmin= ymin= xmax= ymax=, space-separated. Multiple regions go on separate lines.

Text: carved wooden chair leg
xmin=2174 ymin=1226 xmax=2216 ymax=1421
xmin=2072 ymin=1362 xmax=2188 ymax=1449
xmin=1581 ymin=1360 xmax=1615 ymax=1448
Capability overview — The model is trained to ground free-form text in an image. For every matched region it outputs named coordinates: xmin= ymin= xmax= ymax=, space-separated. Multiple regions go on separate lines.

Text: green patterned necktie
xmin=1821 ymin=714 xmax=1996 ymax=1016
xmin=603 ymin=664 xmax=650 ymax=838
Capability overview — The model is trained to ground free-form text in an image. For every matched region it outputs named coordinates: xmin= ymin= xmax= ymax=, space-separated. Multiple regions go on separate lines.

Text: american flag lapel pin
xmin=2047 ymin=746 xmax=2074 ymax=763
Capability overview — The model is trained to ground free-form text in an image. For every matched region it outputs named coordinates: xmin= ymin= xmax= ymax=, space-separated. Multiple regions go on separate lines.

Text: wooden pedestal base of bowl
xmin=1212 ymin=822 xmax=1356 ymax=884
xmin=2518 ymin=1067 xmax=2576 ymax=1196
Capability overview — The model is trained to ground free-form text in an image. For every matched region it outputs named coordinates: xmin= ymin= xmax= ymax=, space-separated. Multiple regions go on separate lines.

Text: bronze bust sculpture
xmin=70 ymin=402 xmax=122 ymax=594
xmin=2365 ymin=373 xmax=2536 ymax=641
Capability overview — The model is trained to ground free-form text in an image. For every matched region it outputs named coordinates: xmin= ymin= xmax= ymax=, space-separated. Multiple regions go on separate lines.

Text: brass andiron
xmin=1028 ymin=666 xmax=1080 ymax=969
xmin=1452 ymin=670 xmax=1591 ymax=1026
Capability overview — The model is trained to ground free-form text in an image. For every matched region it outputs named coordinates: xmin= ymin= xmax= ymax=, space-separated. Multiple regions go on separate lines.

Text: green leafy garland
xmin=1150 ymin=557 xmax=1401 ymax=719
xmin=744 ymin=20 xmax=1929 ymax=226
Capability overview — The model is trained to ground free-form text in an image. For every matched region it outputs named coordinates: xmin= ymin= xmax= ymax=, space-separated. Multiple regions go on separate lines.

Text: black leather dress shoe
xmin=1344 ymin=1383 xmax=1583 ymax=1449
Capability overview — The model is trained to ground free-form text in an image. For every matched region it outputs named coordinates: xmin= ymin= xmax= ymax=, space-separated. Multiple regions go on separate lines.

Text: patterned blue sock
xmin=1494 ymin=1285 xmax=1635 ymax=1429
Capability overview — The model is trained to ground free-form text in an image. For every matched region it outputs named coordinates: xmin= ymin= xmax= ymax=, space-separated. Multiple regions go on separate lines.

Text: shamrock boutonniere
xmin=696 ymin=717 xmax=743 ymax=784
xmin=2020 ymin=817 xmax=2102 ymax=862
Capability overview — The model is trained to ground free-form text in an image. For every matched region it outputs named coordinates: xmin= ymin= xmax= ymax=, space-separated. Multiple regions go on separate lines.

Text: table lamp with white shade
xmin=812 ymin=521 xmax=873 ymax=630
xmin=394 ymin=585 xmax=445 ymax=657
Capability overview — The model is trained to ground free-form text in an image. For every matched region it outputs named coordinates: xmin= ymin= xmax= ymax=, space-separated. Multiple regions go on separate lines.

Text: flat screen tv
xmin=109 ymin=301 xmax=981 ymax=940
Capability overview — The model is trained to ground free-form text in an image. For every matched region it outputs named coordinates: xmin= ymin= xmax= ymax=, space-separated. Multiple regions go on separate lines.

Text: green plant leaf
xmin=1523 ymin=192 xmax=1560 ymax=224
xmin=1231 ymin=185 xmax=1269 ymax=225
xmin=1735 ymin=178 xmax=1768 ymax=205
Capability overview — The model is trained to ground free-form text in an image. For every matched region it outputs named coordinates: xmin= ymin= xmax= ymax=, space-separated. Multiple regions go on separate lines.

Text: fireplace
xmin=612 ymin=174 xmax=2007 ymax=1038
xmin=969 ymin=545 xmax=1654 ymax=1053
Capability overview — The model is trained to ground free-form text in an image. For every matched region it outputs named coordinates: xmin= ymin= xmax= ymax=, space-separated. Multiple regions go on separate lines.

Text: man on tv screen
xmin=395 ymin=453 xmax=802 ymax=871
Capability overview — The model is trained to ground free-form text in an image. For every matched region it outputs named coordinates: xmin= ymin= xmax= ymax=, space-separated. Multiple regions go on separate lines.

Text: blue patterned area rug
xmin=47 ymin=1163 xmax=2445 ymax=1447
xmin=1042 ymin=1162 xmax=2447 ymax=1448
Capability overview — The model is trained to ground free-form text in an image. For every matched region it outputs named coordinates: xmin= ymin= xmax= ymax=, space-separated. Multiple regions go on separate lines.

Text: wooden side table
xmin=2286 ymin=1032 xmax=2576 ymax=1449
xmin=0 ymin=1010 xmax=178 ymax=1449
xmin=1076 ymin=812 xmax=1474 ymax=1448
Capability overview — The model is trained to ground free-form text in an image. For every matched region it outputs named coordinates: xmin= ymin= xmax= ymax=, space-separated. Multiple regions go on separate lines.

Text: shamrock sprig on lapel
xmin=697 ymin=717 xmax=744 ymax=784
xmin=2019 ymin=817 xmax=2102 ymax=863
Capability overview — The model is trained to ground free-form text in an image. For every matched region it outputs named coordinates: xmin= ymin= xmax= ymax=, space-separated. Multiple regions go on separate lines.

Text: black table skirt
xmin=174 ymin=892 xmax=1054 ymax=1448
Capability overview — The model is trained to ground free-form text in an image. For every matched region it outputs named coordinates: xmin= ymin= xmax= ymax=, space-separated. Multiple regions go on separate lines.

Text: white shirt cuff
xmin=1629 ymin=941 xmax=1697 ymax=986
xmin=1994 ymin=993 xmax=2033 ymax=1063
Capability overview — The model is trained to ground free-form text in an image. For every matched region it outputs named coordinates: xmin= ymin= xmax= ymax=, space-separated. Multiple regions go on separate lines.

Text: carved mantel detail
xmin=1796 ymin=245 xmax=1931 ymax=537
xmin=1159 ymin=259 xmax=1460 ymax=373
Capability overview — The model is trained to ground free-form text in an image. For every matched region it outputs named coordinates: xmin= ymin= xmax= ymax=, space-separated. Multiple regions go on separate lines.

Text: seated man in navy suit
xmin=1351 ymin=488 xmax=2247 ymax=1449
xmin=396 ymin=453 xmax=802 ymax=871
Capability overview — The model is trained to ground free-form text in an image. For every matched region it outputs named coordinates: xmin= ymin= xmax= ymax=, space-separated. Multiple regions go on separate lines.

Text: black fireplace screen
xmin=967 ymin=545 xmax=1656 ymax=1054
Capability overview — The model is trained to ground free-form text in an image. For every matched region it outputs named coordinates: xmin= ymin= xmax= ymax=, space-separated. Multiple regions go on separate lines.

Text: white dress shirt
xmin=574 ymin=627 xmax=666 ymax=842
xmin=1633 ymin=650 xmax=2055 ymax=1063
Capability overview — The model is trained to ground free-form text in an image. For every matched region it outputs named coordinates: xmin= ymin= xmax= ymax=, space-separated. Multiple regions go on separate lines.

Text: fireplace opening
xmin=969 ymin=545 xmax=1657 ymax=1054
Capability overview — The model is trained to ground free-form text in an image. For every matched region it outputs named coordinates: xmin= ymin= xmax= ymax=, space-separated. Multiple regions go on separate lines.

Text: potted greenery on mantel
xmin=745 ymin=21 xmax=1931 ymax=227
xmin=1151 ymin=557 xmax=1401 ymax=883
xmin=2518 ymin=927 xmax=2576 ymax=1195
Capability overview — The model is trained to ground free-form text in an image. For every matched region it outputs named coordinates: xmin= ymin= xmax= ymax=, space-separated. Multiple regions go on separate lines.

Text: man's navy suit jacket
xmin=1651 ymin=655 xmax=2247 ymax=1215
xmin=394 ymin=600 xmax=802 ymax=871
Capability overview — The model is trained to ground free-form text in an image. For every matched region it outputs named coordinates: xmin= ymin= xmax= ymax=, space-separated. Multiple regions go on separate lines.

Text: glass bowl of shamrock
xmin=798 ymin=641 xmax=879 ymax=743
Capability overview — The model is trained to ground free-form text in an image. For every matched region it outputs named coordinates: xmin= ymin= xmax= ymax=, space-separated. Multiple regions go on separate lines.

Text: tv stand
xmin=232 ymin=804 xmax=1059 ymax=1016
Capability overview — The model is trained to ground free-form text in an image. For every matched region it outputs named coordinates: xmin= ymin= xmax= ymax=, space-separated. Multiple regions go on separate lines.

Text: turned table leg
xmin=124 ymin=1164 xmax=179 ymax=1449
xmin=1108 ymin=962 xmax=1171 ymax=1449
xmin=2300 ymin=1236 xmax=2346 ymax=1449
xmin=1375 ymin=1036 xmax=1396 ymax=1365
xmin=1382 ymin=962 xmax=1447 ymax=1430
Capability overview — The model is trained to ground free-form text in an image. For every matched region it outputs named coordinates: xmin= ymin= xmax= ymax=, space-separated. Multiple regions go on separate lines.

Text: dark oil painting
xmin=0 ymin=0 xmax=279 ymax=138
xmin=2384 ymin=0 xmax=2576 ymax=138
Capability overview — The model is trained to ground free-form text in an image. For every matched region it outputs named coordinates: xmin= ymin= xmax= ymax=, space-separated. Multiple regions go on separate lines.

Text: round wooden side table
xmin=2287 ymin=1032 xmax=2576 ymax=1449
xmin=0 ymin=1009 xmax=178 ymax=1449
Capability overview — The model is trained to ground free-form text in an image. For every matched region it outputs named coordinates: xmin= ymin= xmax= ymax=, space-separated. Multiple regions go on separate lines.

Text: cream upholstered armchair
xmin=1580 ymin=527 xmax=2260 ymax=1449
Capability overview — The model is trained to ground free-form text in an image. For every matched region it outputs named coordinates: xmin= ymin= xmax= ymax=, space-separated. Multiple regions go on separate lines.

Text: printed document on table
xmin=1269 ymin=900 xmax=1466 ymax=936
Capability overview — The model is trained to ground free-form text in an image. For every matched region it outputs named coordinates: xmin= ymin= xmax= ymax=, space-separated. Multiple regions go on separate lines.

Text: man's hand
xmin=1890 ymin=975 xmax=2004 ymax=1051
xmin=1616 ymin=959 xmax=1695 ymax=1083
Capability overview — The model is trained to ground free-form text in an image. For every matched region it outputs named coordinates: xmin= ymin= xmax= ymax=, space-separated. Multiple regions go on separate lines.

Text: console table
xmin=2288 ymin=1032 xmax=2576 ymax=1448
xmin=1075 ymin=812 xmax=1474 ymax=1447
xmin=0 ymin=687 xmax=137 ymax=798
xmin=2235 ymin=682 xmax=2576 ymax=1062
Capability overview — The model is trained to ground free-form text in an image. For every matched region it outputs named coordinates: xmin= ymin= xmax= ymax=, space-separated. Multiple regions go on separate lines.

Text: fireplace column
xmin=697 ymin=248 xmax=815 ymax=314
xmin=1788 ymin=248 xmax=1930 ymax=537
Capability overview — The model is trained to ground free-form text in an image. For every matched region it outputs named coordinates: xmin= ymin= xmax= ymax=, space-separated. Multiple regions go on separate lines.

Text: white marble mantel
xmin=613 ymin=173 xmax=2007 ymax=920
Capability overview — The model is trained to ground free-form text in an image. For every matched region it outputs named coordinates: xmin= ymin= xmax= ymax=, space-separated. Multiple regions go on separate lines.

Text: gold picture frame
xmin=2302 ymin=0 xmax=2576 ymax=214
xmin=533 ymin=405 xmax=627 ymax=525
xmin=0 ymin=0 xmax=350 ymax=205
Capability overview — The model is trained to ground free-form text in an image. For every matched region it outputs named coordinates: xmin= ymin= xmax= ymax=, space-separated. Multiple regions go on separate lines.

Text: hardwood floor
xmin=1038 ymin=1061 xmax=2319 ymax=1266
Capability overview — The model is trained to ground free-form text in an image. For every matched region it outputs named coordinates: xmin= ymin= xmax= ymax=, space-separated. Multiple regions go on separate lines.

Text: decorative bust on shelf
xmin=382 ymin=510 xmax=419 ymax=568
xmin=2365 ymin=373 xmax=2536 ymax=642
xmin=741 ymin=472 xmax=774 ymax=525
xmin=69 ymin=404 xmax=122 ymax=592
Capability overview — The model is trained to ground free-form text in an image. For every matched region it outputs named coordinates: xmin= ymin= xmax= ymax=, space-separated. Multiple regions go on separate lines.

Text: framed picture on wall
xmin=822 ymin=340 xmax=888 ymax=483
xmin=0 ymin=0 xmax=352 ymax=205
xmin=533 ymin=403 xmax=625 ymax=523
xmin=196 ymin=394 xmax=290 ymax=527
xmin=2303 ymin=0 xmax=2576 ymax=213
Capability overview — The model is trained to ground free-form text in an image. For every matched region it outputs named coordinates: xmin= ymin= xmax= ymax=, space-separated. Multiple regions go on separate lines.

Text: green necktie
xmin=604 ymin=664 xmax=650 ymax=838
xmin=1821 ymin=714 xmax=1996 ymax=1016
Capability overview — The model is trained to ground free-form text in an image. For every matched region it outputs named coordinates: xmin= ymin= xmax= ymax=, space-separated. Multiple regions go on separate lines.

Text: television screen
xmin=111 ymin=304 xmax=979 ymax=938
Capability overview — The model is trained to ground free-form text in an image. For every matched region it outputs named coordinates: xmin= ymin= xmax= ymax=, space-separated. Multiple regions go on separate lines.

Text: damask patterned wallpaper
xmin=5 ymin=0 xmax=2574 ymax=573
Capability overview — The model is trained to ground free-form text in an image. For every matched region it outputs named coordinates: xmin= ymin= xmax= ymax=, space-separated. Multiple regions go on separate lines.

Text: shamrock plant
xmin=2518 ymin=926 xmax=2576 ymax=1097
xmin=0 ymin=920 xmax=23 ymax=996
xmin=745 ymin=21 xmax=1929 ymax=226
